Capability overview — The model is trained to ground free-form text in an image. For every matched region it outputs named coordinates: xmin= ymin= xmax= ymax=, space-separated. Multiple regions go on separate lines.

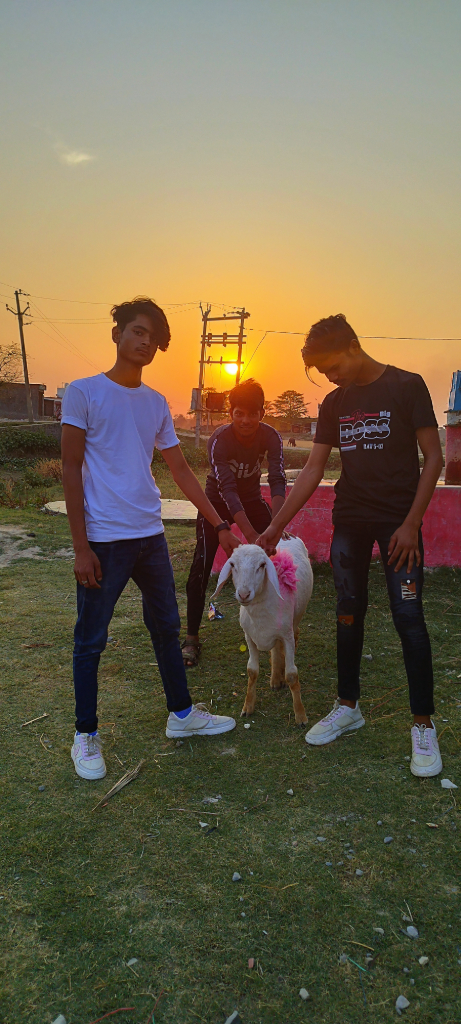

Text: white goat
xmin=213 ymin=537 xmax=313 ymax=724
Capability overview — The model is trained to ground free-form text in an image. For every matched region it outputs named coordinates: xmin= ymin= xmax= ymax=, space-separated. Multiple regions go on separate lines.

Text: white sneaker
xmin=410 ymin=721 xmax=443 ymax=778
xmin=305 ymin=699 xmax=365 ymax=746
xmin=166 ymin=703 xmax=236 ymax=739
xmin=71 ymin=732 xmax=107 ymax=780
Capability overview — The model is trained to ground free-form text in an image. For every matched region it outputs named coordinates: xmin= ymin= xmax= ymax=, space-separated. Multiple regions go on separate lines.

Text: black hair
xmin=228 ymin=378 xmax=265 ymax=412
xmin=301 ymin=314 xmax=359 ymax=369
xmin=110 ymin=296 xmax=170 ymax=351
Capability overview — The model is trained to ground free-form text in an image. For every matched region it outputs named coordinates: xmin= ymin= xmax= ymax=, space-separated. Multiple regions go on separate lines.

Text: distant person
xmin=258 ymin=314 xmax=444 ymax=777
xmin=288 ymin=437 xmax=297 ymax=447
xmin=61 ymin=297 xmax=240 ymax=782
xmin=183 ymin=378 xmax=286 ymax=666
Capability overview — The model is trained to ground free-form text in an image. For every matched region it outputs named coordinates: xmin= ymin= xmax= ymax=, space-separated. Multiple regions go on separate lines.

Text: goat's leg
xmin=270 ymin=639 xmax=286 ymax=689
xmin=241 ymin=634 xmax=259 ymax=717
xmin=284 ymin=635 xmax=308 ymax=726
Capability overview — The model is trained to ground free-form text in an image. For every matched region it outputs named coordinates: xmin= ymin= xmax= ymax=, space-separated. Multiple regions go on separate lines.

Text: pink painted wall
xmin=212 ymin=481 xmax=461 ymax=571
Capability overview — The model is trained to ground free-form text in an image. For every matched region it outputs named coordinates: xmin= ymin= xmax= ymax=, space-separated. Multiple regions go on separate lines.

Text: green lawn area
xmin=0 ymin=491 xmax=460 ymax=1024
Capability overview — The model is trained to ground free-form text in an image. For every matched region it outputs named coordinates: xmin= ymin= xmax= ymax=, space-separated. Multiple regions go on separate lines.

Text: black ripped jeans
xmin=330 ymin=522 xmax=434 ymax=715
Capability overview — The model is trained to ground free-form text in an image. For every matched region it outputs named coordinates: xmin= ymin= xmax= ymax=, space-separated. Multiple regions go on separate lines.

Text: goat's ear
xmin=211 ymin=558 xmax=234 ymax=599
xmin=265 ymin=558 xmax=283 ymax=600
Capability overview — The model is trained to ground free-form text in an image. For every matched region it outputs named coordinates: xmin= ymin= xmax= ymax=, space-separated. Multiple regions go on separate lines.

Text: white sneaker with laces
xmin=166 ymin=703 xmax=236 ymax=739
xmin=305 ymin=699 xmax=365 ymax=746
xmin=410 ymin=721 xmax=443 ymax=778
xmin=71 ymin=731 xmax=107 ymax=780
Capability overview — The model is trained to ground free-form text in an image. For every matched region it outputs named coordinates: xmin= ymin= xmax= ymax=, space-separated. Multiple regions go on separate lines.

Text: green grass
xmin=0 ymin=499 xmax=460 ymax=1024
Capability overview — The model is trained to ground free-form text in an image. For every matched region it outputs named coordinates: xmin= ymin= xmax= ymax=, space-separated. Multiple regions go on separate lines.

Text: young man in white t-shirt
xmin=61 ymin=296 xmax=240 ymax=781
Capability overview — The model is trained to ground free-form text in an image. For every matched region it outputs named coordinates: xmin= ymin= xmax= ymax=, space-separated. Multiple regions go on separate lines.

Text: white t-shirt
xmin=61 ymin=373 xmax=179 ymax=542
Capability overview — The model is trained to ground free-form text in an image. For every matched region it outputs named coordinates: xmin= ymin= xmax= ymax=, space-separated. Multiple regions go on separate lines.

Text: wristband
xmin=214 ymin=520 xmax=231 ymax=535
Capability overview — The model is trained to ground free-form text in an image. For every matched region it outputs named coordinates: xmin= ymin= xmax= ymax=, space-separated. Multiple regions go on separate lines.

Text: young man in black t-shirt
xmin=183 ymin=379 xmax=286 ymax=666
xmin=258 ymin=315 xmax=444 ymax=777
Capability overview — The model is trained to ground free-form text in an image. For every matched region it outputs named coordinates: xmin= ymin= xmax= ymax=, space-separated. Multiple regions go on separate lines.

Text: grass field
xmin=0 ymin=491 xmax=460 ymax=1024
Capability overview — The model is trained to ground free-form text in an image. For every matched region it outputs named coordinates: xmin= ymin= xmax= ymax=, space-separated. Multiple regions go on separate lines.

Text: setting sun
xmin=224 ymin=363 xmax=239 ymax=375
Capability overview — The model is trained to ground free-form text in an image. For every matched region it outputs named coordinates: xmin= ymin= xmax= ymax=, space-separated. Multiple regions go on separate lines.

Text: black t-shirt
xmin=205 ymin=422 xmax=286 ymax=517
xmin=314 ymin=365 xmax=438 ymax=524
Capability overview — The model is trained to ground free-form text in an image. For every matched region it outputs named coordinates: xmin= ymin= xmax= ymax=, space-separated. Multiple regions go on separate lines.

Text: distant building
xmin=0 ymin=383 xmax=46 ymax=420
xmin=43 ymin=396 xmax=62 ymax=419
xmin=0 ymin=383 xmax=65 ymax=421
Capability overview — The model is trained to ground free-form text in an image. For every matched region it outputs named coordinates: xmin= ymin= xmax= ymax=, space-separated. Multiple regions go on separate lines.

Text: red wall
xmin=213 ymin=482 xmax=461 ymax=570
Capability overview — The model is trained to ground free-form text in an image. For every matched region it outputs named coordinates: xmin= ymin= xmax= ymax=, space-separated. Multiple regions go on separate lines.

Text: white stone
xmin=299 ymin=988 xmax=310 ymax=1000
xmin=384 ymin=836 xmax=393 ymax=844
xmin=51 ymin=1017 xmax=67 ymax=1024
xmin=287 ymin=788 xmax=294 ymax=796
xmin=418 ymin=955 xmax=429 ymax=965
xmin=127 ymin=957 xmax=138 ymax=966
xmin=244 ymin=723 xmax=251 ymax=729
xmin=373 ymin=927 xmax=384 ymax=935
xmin=396 ymin=995 xmax=410 ymax=1011
xmin=232 ymin=872 xmax=242 ymax=882
xmin=406 ymin=925 xmax=419 ymax=939
xmin=441 ymin=778 xmax=458 ymax=789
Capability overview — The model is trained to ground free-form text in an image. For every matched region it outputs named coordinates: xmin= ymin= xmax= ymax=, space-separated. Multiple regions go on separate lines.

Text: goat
xmin=212 ymin=537 xmax=313 ymax=725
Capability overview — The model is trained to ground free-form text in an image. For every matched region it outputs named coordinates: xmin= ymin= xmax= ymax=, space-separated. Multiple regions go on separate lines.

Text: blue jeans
xmin=330 ymin=522 xmax=434 ymax=716
xmin=73 ymin=533 xmax=192 ymax=733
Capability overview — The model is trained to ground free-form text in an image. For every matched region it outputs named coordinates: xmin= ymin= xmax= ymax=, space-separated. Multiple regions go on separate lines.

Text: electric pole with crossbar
xmin=193 ymin=306 xmax=250 ymax=447
xmin=6 ymin=289 xmax=34 ymax=422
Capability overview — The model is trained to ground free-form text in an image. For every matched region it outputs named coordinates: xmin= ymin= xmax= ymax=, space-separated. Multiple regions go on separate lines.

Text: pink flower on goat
xmin=271 ymin=550 xmax=298 ymax=596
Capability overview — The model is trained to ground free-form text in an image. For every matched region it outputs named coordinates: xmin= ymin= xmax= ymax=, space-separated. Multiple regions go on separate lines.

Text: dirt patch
xmin=0 ymin=525 xmax=73 ymax=567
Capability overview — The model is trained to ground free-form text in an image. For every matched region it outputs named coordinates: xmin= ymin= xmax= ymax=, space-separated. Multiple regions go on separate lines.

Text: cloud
xmin=53 ymin=143 xmax=96 ymax=166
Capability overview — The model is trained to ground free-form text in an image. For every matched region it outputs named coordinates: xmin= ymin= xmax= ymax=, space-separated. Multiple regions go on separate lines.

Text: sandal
xmin=181 ymin=639 xmax=202 ymax=668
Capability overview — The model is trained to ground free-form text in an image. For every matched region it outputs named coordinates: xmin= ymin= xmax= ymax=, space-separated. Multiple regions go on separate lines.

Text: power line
xmin=247 ymin=327 xmax=461 ymax=342
xmin=359 ymin=334 xmax=461 ymax=341
xmin=240 ymin=331 xmax=268 ymax=380
xmin=2 ymin=280 xmax=461 ymax=340
xmin=31 ymin=322 xmax=102 ymax=373
xmin=29 ymin=301 xmax=102 ymax=372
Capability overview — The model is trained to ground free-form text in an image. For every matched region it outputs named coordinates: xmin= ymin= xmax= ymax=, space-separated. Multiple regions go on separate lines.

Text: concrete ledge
xmin=260 ymin=481 xmax=461 ymax=568
xmin=213 ymin=481 xmax=461 ymax=570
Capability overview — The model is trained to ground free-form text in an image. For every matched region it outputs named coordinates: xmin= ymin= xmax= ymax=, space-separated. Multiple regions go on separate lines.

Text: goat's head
xmin=212 ymin=544 xmax=282 ymax=606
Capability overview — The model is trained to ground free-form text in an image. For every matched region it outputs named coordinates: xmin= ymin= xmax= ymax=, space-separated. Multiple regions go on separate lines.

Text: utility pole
xmin=235 ymin=307 xmax=246 ymax=384
xmin=194 ymin=304 xmax=211 ymax=449
xmin=6 ymin=289 xmax=34 ymax=422
xmin=193 ymin=306 xmax=250 ymax=448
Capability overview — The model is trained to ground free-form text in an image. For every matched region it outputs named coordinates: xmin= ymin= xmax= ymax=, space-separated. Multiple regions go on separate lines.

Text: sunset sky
xmin=0 ymin=0 xmax=460 ymax=421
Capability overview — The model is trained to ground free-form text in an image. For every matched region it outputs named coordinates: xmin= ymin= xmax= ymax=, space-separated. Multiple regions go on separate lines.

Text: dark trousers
xmin=73 ymin=533 xmax=192 ymax=734
xmin=330 ymin=522 xmax=434 ymax=716
xmin=186 ymin=497 xmax=272 ymax=635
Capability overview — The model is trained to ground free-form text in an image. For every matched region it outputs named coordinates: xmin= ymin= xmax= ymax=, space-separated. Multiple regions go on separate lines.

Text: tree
xmin=272 ymin=390 xmax=310 ymax=419
xmin=0 ymin=344 xmax=22 ymax=386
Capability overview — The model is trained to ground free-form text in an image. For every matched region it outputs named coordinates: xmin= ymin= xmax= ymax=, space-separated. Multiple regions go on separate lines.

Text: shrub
xmin=0 ymin=427 xmax=60 ymax=461
xmin=0 ymin=477 xmax=17 ymax=507
xmin=34 ymin=458 xmax=62 ymax=481
xmin=151 ymin=440 xmax=210 ymax=472
xmin=24 ymin=468 xmax=51 ymax=487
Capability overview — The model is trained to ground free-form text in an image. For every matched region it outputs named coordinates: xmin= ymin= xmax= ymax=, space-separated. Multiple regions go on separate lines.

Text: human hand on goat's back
xmin=218 ymin=530 xmax=241 ymax=558
xmin=256 ymin=522 xmax=282 ymax=556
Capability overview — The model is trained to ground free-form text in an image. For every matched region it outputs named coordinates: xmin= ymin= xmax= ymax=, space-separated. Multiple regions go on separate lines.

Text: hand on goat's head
xmin=212 ymin=544 xmax=283 ymax=605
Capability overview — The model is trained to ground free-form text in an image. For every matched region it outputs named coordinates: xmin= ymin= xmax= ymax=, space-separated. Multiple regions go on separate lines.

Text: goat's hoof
xmin=295 ymin=715 xmax=308 ymax=726
xmin=240 ymin=707 xmax=255 ymax=717
xmin=270 ymin=678 xmax=286 ymax=690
